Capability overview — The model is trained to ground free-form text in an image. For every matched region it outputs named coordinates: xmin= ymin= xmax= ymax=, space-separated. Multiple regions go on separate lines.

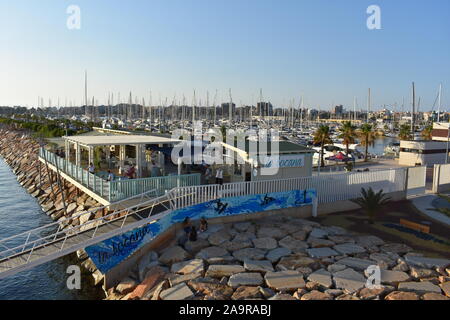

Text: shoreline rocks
xmin=0 ymin=127 xmax=108 ymax=292
xmin=108 ymin=214 xmax=450 ymax=300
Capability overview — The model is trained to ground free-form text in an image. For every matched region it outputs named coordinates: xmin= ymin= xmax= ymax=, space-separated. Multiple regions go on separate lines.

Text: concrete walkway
xmin=409 ymin=194 xmax=450 ymax=227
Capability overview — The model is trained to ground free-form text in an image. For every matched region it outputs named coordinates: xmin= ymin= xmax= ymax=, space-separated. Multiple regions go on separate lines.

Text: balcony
xmin=38 ymin=148 xmax=201 ymax=204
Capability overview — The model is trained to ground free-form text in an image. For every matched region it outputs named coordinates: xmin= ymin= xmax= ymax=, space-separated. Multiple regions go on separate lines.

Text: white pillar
xmin=65 ymin=140 xmax=69 ymax=161
xmin=119 ymin=145 xmax=125 ymax=174
xmin=88 ymin=146 xmax=94 ymax=166
xmin=75 ymin=143 xmax=81 ymax=167
xmin=136 ymin=144 xmax=143 ymax=178
xmin=106 ymin=147 xmax=111 ymax=169
xmin=158 ymin=144 xmax=165 ymax=173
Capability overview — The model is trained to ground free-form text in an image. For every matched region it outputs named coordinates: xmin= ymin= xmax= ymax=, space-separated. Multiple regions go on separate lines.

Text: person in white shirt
xmin=107 ymin=170 xmax=114 ymax=181
xmin=88 ymin=162 xmax=95 ymax=174
xmin=215 ymin=167 xmax=223 ymax=185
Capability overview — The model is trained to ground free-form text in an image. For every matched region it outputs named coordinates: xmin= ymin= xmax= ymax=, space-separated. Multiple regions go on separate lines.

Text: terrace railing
xmin=39 ymin=148 xmax=109 ymax=199
xmin=109 ymin=173 xmax=201 ymax=202
xmin=39 ymin=148 xmax=201 ymax=203
xmin=0 ymin=166 xmax=410 ymax=279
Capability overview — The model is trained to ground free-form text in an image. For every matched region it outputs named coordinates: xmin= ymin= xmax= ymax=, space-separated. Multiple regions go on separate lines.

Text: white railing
xmin=0 ymin=189 xmax=163 ymax=261
xmin=169 ymin=168 xmax=407 ymax=210
xmin=0 ymin=167 xmax=408 ymax=278
xmin=433 ymin=163 xmax=450 ymax=193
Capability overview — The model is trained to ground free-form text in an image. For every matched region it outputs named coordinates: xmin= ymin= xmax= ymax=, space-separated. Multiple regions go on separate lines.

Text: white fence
xmin=169 ymin=168 xmax=408 ymax=210
xmin=433 ymin=163 xmax=450 ymax=193
xmin=406 ymin=166 xmax=427 ymax=196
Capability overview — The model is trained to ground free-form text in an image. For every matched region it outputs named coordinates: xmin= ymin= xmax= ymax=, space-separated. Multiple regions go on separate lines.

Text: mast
xmin=229 ymin=88 xmax=233 ymax=123
xmin=192 ymin=90 xmax=196 ymax=124
xmin=367 ymin=88 xmax=371 ymax=123
xmin=438 ymin=83 xmax=442 ymax=122
xmin=412 ymin=82 xmax=416 ymax=138
xmin=84 ymin=70 xmax=88 ymax=119
xmin=300 ymin=96 xmax=304 ymax=130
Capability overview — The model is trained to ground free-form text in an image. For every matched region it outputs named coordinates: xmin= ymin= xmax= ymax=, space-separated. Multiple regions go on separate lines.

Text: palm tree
xmin=352 ymin=187 xmax=391 ymax=224
xmin=338 ymin=121 xmax=357 ymax=158
xmin=358 ymin=124 xmax=376 ymax=162
xmin=313 ymin=125 xmax=332 ymax=167
xmin=398 ymin=124 xmax=413 ymax=140
xmin=421 ymin=125 xmax=433 ymax=141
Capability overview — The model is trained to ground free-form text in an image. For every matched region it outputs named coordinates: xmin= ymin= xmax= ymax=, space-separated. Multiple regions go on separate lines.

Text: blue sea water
xmin=0 ymin=159 xmax=103 ymax=300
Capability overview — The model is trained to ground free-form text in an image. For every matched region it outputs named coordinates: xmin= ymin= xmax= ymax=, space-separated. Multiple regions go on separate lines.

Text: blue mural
xmin=85 ymin=189 xmax=316 ymax=274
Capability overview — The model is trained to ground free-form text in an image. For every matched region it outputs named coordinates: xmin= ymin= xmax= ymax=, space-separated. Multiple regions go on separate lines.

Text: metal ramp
xmin=0 ymin=191 xmax=173 ymax=280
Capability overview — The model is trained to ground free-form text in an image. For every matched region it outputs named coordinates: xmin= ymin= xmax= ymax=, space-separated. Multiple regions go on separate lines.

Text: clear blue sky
xmin=0 ymin=0 xmax=449 ymax=111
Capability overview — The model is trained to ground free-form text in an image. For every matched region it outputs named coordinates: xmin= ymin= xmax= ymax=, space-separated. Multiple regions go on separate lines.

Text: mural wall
xmin=85 ymin=189 xmax=316 ymax=274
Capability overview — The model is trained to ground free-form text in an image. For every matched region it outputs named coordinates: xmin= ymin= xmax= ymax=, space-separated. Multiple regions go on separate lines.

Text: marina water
xmin=0 ymin=159 xmax=103 ymax=300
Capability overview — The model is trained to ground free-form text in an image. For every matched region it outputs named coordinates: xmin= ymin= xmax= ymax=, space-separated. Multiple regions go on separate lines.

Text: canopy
xmin=325 ymin=152 xmax=353 ymax=162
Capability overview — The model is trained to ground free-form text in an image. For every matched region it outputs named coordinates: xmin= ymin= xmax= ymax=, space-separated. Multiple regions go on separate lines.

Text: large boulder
xmin=116 ymin=277 xmax=138 ymax=295
xmin=231 ymin=286 xmax=263 ymax=300
xmin=364 ymin=269 xmax=410 ymax=285
xmin=257 ymin=227 xmax=286 ymax=240
xmin=171 ymin=259 xmax=204 ymax=275
xmin=265 ymin=270 xmax=306 ymax=291
xmin=233 ymin=248 xmax=267 ymax=262
xmin=307 ymin=269 xmax=333 ymax=288
xmin=300 ymin=290 xmax=333 ymax=300
xmin=266 ymin=247 xmax=292 ymax=263
xmin=244 ymin=259 xmax=274 ymax=273
xmin=333 ymin=243 xmax=366 ymax=255
xmin=160 ymin=282 xmax=194 ymax=300
xmin=205 ymin=265 xmax=245 ymax=278
xmin=404 ymin=255 xmax=450 ymax=269
xmin=196 ymin=246 xmax=229 ymax=260
xmin=252 ymin=237 xmax=278 ymax=250
xmin=159 ymin=246 xmax=189 ymax=265
xmin=278 ymin=236 xmax=308 ymax=253
xmin=397 ymin=281 xmax=442 ymax=294
xmin=307 ymin=247 xmax=338 ymax=259
xmin=333 ymin=268 xmax=366 ymax=294
xmin=208 ymin=229 xmax=232 ymax=246
xmin=385 ymin=291 xmax=420 ymax=300
xmin=228 ymin=272 xmax=264 ymax=288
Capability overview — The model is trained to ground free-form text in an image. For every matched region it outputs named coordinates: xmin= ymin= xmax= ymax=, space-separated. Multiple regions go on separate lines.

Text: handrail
xmin=0 ymin=166 xmax=408 ymax=265
xmin=0 ymin=189 xmax=159 ymax=247
xmin=0 ymin=193 xmax=170 ymax=260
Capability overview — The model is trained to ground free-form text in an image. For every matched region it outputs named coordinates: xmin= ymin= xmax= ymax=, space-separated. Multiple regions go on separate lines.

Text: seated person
xmin=182 ymin=217 xmax=192 ymax=235
xmin=107 ymin=170 xmax=114 ymax=181
xmin=188 ymin=226 xmax=197 ymax=242
xmin=199 ymin=217 xmax=208 ymax=232
xmin=127 ymin=164 xmax=136 ymax=179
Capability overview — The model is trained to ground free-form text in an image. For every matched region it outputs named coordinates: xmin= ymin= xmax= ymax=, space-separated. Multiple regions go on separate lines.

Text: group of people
xmin=204 ymin=165 xmax=224 ymax=185
xmin=55 ymin=149 xmax=66 ymax=158
xmin=179 ymin=217 xmax=208 ymax=245
xmin=86 ymin=162 xmax=136 ymax=182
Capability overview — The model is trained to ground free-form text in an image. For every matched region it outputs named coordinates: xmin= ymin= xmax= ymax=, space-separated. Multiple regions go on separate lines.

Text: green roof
xmin=229 ymin=140 xmax=314 ymax=155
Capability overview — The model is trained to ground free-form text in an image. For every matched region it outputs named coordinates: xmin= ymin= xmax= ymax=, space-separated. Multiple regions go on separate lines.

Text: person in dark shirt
xmin=182 ymin=217 xmax=192 ymax=234
xmin=199 ymin=217 xmax=208 ymax=232
xmin=188 ymin=226 xmax=197 ymax=242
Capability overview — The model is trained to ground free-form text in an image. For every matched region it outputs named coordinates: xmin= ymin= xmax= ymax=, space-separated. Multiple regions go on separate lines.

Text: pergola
xmin=63 ymin=135 xmax=181 ymax=178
